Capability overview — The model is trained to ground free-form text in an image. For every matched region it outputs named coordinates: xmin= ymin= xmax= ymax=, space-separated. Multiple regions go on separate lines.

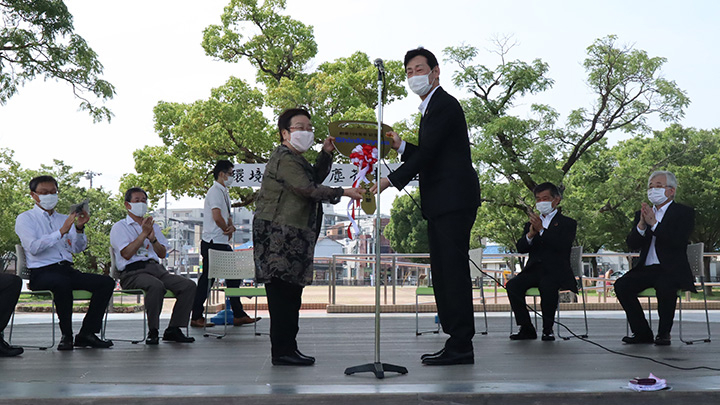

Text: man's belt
xmin=123 ymin=259 xmax=158 ymax=272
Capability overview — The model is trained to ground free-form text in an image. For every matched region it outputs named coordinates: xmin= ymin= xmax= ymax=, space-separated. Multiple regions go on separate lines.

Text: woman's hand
xmin=343 ymin=187 xmax=364 ymax=200
xmin=322 ymin=136 xmax=336 ymax=154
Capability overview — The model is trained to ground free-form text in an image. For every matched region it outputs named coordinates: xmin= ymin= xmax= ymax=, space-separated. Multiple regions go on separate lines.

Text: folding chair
xmin=203 ymin=249 xmax=266 ymax=338
xmin=8 ymin=244 xmax=93 ymax=350
xmin=415 ymin=247 xmax=488 ymax=336
xmin=628 ymin=243 xmax=710 ymax=344
xmin=105 ymin=246 xmax=186 ymax=343
xmin=510 ymin=246 xmax=587 ymax=339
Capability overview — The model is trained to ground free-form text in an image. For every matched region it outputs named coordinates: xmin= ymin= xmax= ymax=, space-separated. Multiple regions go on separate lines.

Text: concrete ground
xmin=2 ymin=309 xmax=719 ymax=405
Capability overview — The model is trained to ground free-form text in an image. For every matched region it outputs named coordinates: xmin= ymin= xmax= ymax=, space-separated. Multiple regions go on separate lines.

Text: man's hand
xmin=386 ymin=131 xmax=402 ymax=150
xmin=141 ymin=217 xmax=154 ymax=238
xmin=369 ymin=178 xmax=391 ymax=194
xmin=76 ymin=210 xmax=90 ymax=229
xmin=343 ymin=187 xmax=364 ymax=200
xmin=223 ymin=224 xmax=236 ymax=236
xmin=527 ymin=211 xmax=543 ymax=238
xmin=60 ymin=212 xmax=77 ymax=235
xmin=640 ymin=202 xmax=656 ymax=228
xmin=322 ymin=136 xmax=336 ymax=154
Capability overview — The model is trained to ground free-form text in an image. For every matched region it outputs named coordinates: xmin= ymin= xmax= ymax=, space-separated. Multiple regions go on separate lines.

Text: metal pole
xmin=344 ymin=59 xmax=407 ymax=379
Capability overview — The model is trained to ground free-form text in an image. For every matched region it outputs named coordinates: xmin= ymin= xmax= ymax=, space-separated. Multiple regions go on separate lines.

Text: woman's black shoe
xmin=272 ymin=352 xmax=315 ymax=366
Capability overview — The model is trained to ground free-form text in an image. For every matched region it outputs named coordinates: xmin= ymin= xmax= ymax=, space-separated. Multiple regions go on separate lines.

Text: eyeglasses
xmin=289 ymin=125 xmax=313 ymax=132
xmin=647 ymin=185 xmax=671 ymax=190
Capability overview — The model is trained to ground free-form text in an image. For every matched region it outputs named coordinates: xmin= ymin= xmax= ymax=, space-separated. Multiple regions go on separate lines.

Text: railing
xmin=325 ymin=252 xmax=720 ymax=305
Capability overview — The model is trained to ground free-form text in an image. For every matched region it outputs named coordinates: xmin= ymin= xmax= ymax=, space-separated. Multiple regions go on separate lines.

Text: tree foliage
xmin=565 ymin=125 xmax=720 ymax=253
xmin=0 ymin=150 xmax=125 ymax=273
xmin=127 ymin=0 xmax=407 ymax=205
xmin=0 ymin=0 xmax=115 ymax=122
xmin=444 ymin=35 xmax=689 ymax=252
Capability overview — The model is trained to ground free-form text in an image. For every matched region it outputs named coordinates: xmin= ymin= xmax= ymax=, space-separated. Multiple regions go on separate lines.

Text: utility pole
xmin=83 ymin=170 xmax=102 ymax=188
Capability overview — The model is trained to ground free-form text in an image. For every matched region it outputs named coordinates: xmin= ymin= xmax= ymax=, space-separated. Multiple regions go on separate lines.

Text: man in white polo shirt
xmin=190 ymin=160 xmax=259 ymax=328
xmin=110 ymin=187 xmax=196 ymax=344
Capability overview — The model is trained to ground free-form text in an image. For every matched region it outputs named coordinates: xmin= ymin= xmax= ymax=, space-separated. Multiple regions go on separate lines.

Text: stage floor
xmin=2 ymin=310 xmax=719 ymax=404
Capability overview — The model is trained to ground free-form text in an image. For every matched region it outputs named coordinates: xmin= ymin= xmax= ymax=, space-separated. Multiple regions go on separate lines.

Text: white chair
xmin=8 ymin=244 xmax=93 ymax=350
xmin=203 ymin=249 xmax=266 ymax=338
xmin=415 ymin=247 xmax=488 ymax=335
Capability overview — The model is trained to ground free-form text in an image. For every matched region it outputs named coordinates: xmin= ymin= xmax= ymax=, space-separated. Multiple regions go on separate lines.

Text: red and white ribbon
xmin=346 ymin=144 xmax=378 ymax=239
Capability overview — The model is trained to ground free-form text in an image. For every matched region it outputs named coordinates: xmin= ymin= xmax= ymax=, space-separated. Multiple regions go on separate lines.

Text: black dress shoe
xmin=272 ymin=352 xmax=315 ymax=366
xmin=294 ymin=349 xmax=315 ymax=363
xmin=74 ymin=333 xmax=114 ymax=348
xmin=541 ymin=331 xmax=555 ymax=341
xmin=654 ymin=334 xmax=671 ymax=346
xmin=0 ymin=334 xmax=23 ymax=357
xmin=162 ymin=327 xmax=195 ymax=343
xmin=622 ymin=334 xmax=654 ymax=344
xmin=421 ymin=348 xmax=445 ymax=361
xmin=422 ymin=349 xmax=474 ymax=366
xmin=58 ymin=334 xmax=74 ymax=351
xmin=146 ymin=329 xmax=159 ymax=345
xmin=510 ymin=325 xmax=537 ymax=340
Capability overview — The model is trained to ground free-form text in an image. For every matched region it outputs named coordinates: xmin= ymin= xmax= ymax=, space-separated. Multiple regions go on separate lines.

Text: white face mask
xmin=128 ymin=202 xmax=148 ymax=217
xmin=647 ymin=188 xmax=669 ymax=206
xmin=289 ymin=130 xmax=314 ymax=153
xmin=37 ymin=193 xmax=59 ymax=211
xmin=408 ymin=73 xmax=434 ymax=96
xmin=223 ymin=175 xmax=234 ymax=188
xmin=536 ymin=201 xmax=554 ymax=216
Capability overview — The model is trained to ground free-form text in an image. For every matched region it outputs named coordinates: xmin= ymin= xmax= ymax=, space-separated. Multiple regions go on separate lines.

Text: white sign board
xmin=229 ymin=163 xmax=418 ymax=188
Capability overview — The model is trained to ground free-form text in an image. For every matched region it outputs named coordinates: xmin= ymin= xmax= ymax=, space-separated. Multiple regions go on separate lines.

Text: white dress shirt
xmin=526 ymin=208 xmax=558 ymax=244
xmin=637 ymin=200 xmax=672 ymax=266
xmin=110 ymin=215 xmax=169 ymax=271
xmin=202 ymin=181 xmax=232 ymax=245
xmin=15 ymin=205 xmax=87 ymax=268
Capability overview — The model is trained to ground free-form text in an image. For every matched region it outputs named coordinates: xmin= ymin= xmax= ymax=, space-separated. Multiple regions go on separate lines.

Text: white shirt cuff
xmin=637 ymin=226 xmax=646 ymax=236
xmin=397 ymin=140 xmax=407 ymax=155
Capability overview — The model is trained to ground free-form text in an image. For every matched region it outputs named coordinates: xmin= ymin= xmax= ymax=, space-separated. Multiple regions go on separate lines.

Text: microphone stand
xmin=344 ymin=61 xmax=408 ymax=379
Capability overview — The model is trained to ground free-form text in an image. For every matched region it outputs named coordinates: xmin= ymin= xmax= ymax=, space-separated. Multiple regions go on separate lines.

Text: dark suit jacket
xmin=388 ymin=87 xmax=481 ymax=219
xmin=626 ymin=201 xmax=696 ymax=292
xmin=515 ymin=210 xmax=578 ymax=292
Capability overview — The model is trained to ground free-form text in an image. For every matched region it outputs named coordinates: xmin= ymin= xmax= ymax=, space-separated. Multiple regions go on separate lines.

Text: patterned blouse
xmin=253 ymin=145 xmax=344 ymax=286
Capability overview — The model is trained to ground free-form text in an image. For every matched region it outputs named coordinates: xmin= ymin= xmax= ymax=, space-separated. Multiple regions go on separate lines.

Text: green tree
xmin=0 ymin=154 xmax=125 ymax=273
xmin=127 ymin=0 xmax=407 ymax=205
xmin=0 ymin=0 xmax=115 ymax=122
xmin=383 ymin=190 xmax=428 ymax=255
xmin=566 ymin=125 xmax=720 ymax=252
xmin=445 ymin=35 xmax=689 ymax=252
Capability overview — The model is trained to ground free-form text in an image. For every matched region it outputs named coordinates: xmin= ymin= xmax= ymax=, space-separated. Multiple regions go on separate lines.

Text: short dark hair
xmin=124 ymin=187 xmax=148 ymax=202
xmin=277 ymin=108 xmax=311 ymax=143
xmin=29 ymin=175 xmax=58 ymax=192
xmin=404 ymin=47 xmax=439 ymax=70
xmin=213 ymin=160 xmax=234 ymax=180
xmin=533 ymin=182 xmax=561 ymax=198
xmin=533 ymin=182 xmax=562 ymax=197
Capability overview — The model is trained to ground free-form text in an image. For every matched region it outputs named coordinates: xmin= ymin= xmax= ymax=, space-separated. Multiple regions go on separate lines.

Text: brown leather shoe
xmin=190 ymin=318 xmax=215 ymax=328
xmin=233 ymin=316 xmax=261 ymax=326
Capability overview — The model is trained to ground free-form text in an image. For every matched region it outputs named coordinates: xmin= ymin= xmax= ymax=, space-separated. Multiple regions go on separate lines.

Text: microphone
xmin=373 ymin=58 xmax=385 ymax=73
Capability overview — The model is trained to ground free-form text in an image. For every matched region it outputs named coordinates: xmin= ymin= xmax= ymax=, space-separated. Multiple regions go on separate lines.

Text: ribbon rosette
xmin=347 ymin=144 xmax=378 ymax=239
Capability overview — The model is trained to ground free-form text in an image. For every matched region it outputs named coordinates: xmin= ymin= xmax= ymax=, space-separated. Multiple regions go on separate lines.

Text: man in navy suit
xmin=615 ymin=170 xmax=696 ymax=346
xmin=506 ymin=182 xmax=577 ymax=342
xmin=373 ymin=47 xmax=481 ymax=365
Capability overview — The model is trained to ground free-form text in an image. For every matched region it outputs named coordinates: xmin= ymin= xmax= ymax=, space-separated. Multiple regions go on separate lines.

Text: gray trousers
xmin=119 ymin=262 xmax=196 ymax=330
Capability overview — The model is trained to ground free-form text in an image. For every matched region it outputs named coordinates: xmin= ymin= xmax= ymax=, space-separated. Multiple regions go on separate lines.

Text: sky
xmin=1 ymin=0 xmax=718 ymax=214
